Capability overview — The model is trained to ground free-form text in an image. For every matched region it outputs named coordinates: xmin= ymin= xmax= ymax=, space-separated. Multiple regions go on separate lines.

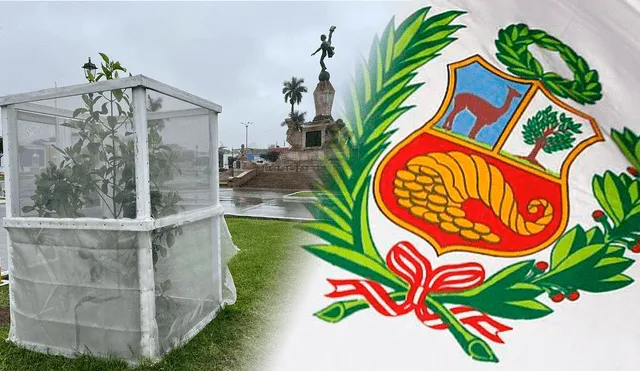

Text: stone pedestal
xmin=313 ymin=80 xmax=335 ymax=122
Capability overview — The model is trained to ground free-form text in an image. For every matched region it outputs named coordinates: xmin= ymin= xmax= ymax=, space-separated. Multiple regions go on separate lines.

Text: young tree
xmin=282 ymin=77 xmax=307 ymax=116
xmin=520 ymin=105 xmax=583 ymax=168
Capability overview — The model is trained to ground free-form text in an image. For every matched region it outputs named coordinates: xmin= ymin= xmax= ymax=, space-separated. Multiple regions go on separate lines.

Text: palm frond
xmin=299 ymin=7 xmax=466 ymax=281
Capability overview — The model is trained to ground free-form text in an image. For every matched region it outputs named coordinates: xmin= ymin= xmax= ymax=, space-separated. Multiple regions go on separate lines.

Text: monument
xmin=279 ymin=25 xmax=344 ymax=170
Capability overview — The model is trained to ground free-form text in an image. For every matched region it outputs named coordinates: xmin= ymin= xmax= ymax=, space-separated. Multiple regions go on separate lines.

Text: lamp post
xmin=82 ymin=57 xmax=97 ymax=82
xmin=240 ymin=122 xmax=253 ymax=152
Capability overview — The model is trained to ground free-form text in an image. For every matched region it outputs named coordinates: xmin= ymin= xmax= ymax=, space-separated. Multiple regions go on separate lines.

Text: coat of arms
xmin=300 ymin=7 xmax=640 ymax=363
xmin=374 ymin=54 xmax=603 ymax=257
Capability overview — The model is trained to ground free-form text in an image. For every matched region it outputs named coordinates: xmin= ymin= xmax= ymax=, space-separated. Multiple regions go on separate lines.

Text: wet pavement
xmin=0 ymin=189 xmax=313 ymax=273
xmin=220 ymin=189 xmax=313 ymax=220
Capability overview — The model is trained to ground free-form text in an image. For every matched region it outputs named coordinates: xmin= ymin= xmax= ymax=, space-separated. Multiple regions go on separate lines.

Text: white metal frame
xmin=0 ymin=75 xmax=223 ymax=361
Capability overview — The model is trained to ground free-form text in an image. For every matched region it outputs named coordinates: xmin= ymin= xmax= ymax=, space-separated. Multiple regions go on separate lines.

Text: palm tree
xmin=282 ymin=77 xmax=308 ymax=116
xmin=147 ymin=95 xmax=165 ymax=131
xmin=281 ymin=110 xmax=307 ymax=132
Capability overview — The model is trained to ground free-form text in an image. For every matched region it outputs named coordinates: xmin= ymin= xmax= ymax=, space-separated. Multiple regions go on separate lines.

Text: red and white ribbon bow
xmin=326 ymin=241 xmax=512 ymax=343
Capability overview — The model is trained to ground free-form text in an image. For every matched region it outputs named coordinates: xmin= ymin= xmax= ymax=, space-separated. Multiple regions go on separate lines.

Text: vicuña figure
xmin=443 ymin=86 xmax=522 ymax=140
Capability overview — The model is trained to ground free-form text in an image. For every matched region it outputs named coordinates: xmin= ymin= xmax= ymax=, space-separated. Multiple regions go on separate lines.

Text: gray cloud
xmin=0 ymin=1 xmax=398 ymax=148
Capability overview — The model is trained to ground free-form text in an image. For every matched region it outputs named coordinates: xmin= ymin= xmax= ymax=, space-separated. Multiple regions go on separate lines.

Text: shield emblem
xmin=374 ymin=55 xmax=604 ymax=257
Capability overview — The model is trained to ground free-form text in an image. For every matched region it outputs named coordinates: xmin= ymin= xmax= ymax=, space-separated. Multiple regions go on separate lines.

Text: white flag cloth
xmin=267 ymin=1 xmax=640 ymax=370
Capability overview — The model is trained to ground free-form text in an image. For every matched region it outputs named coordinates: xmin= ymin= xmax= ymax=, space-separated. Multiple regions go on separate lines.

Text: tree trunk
xmin=291 ymin=102 xmax=295 ymax=116
xmin=521 ymin=139 xmax=545 ymax=168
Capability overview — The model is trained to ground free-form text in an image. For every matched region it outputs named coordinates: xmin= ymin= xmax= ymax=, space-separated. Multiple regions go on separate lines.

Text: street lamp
xmin=82 ymin=57 xmax=97 ymax=82
xmin=240 ymin=122 xmax=253 ymax=152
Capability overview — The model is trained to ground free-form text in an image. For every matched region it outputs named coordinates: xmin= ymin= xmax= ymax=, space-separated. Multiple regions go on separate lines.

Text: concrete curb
xmin=282 ymin=191 xmax=319 ymax=203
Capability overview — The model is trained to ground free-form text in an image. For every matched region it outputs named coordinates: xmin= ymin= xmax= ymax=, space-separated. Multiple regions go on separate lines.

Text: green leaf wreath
xmin=298 ymin=7 xmax=640 ymax=363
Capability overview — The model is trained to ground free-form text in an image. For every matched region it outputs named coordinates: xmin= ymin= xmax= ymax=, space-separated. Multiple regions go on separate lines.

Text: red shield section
xmin=376 ymin=132 xmax=564 ymax=257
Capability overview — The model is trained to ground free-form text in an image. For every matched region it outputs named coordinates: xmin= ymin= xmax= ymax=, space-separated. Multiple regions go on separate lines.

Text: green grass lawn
xmin=499 ymin=150 xmax=561 ymax=178
xmin=0 ymin=217 xmax=308 ymax=371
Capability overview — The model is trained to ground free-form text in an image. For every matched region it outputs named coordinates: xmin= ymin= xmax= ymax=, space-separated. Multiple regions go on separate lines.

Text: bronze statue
xmin=312 ymin=26 xmax=336 ymax=71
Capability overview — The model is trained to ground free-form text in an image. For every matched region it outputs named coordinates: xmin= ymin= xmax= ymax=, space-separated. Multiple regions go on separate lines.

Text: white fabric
xmin=267 ymin=1 xmax=640 ymax=370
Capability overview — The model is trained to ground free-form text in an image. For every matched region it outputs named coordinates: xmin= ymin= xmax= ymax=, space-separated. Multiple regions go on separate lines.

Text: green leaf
xmin=73 ymin=108 xmax=88 ymax=118
xmin=107 ymin=116 xmax=118 ymax=129
xmin=99 ymin=53 xmax=110 ymax=64
xmin=303 ymin=244 xmax=406 ymax=291
xmin=585 ymin=227 xmax=604 ymax=245
xmin=603 ymin=171 xmax=629 ymax=223
xmin=535 ymin=244 xmax=608 ymax=288
xmin=550 ymin=225 xmax=587 ymax=269
xmin=433 ymin=261 xmax=551 ymax=319
xmin=579 ymin=274 xmax=634 ymax=293
xmin=610 ymin=213 xmax=640 ymax=239
xmin=590 ymin=256 xmax=634 ymax=281
xmin=299 ymin=222 xmax=354 ymax=248
xmin=605 ymin=245 xmax=626 ymax=258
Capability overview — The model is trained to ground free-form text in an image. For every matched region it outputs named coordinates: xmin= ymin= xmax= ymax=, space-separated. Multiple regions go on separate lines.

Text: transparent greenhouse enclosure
xmin=0 ymin=75 xmax=238 ymax=362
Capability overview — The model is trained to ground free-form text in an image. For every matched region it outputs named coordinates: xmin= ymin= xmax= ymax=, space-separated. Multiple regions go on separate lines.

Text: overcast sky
xmin=0 ymin=1 xmax=400 ymax=149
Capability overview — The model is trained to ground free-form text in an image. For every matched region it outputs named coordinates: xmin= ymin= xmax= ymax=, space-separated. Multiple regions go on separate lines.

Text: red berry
xmin=535 ymin=261 xmax=549 ymax=271
xmin=631 ymin=244 xmax=640 ymax=254
xmin=592 ymin=210 xmax=606 ymax=221
xmin=628 ymin=167 xmax=639 ymax=177
xmin=551 ymin=293 xmax=565 ymax=303
xmin=568 ymin=291 xmax=580 ymax=301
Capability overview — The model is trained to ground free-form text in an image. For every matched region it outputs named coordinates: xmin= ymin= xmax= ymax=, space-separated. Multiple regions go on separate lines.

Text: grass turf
xmin=0 ymin=217 xmax=307 ymax=371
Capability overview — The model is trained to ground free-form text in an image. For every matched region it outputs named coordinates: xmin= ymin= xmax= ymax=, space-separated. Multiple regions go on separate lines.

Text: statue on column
xmin=311 ymin=26 xmax=336 ymax=80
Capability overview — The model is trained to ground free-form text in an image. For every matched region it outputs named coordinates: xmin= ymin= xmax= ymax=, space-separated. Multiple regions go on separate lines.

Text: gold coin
xmin=433 ymin=177 xmax=443 ymax=184
xmin=398 ymin=198 xmax=412 ymax=209
xmin=448 ymin=202 xmax=462 ymax=208
xmin=408 ymin=165 xmax=421 ymax=174
xmin=427 ymin=203 xmax=446 ymax=213
xmin=394 ymin=179 xmax=404 ymax=188
xmin=420 ymin=166 xmax=439 ymax=177
xmin=481 ymin=233 xmax=500 ymax=243
xmin=410 ymin=206 xmax=428 ymax=217
xmin=412 ymin=191 xmax=428 ymax=200
xmin=395 ymin=188 xmax=411 ymax=198
xmin=439 ymin=213 xmax=453 ymax=222
xmin=405 ymin=182 xmax=423 ymax=191
xmin=428 ymin=194 xmax=448 ymax=205
xmin=446 ymin=207 xmax=465 ymax=218
xmin=453 ymin=218 xmax=473 ymax=229
xmin=416 ymin=176 xmax=434 ymax=185
xmin=424 ymin=212 xmax=439 ymax=223
xmin=412 ymin=198 xmax=427 ymax=207
xmin=397 ymin=170 xmax=416 ymax=182
xmin=461 ymin=229 xmax=481 ymax=241
xmin=433 ymin=185 xmax=447 ymax=196
xmin=473 ymin=223 xmax=491 ymax=234
xmin=441 ymin=222 xmax=460 ymax=233
xmin=424 ymin=184 xmax=435 ymax=193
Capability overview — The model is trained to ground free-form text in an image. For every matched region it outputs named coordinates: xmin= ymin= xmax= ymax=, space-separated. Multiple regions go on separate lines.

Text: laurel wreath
xmin=495 ymin=23 xmax=603 ymax=105
xmin=299 ymin=8 xmax=639 ymax=363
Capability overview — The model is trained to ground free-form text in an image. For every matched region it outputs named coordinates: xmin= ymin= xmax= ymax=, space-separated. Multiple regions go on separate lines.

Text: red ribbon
xmin=326 ymin=241 xmax=512 ymax=343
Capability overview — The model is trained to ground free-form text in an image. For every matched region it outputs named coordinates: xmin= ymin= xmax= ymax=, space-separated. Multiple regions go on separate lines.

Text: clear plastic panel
xmin=146 ymin=91 xmax=213 ymax=217
xmin=7 ymin=227 xmax=143 ymax=359
xmin=15 ymin=88 xmax=138 ymax=219
xmin=153 ymin=217 xmax=217 ymax=351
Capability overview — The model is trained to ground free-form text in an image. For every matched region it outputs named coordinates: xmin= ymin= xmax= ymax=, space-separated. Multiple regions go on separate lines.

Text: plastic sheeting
xmin=5 ymin=216 xmax=238 ymax=362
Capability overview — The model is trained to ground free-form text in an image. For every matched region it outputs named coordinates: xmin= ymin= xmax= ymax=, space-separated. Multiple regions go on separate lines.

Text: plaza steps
xmin=238 ymin=171 xmax=320 ymax=190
